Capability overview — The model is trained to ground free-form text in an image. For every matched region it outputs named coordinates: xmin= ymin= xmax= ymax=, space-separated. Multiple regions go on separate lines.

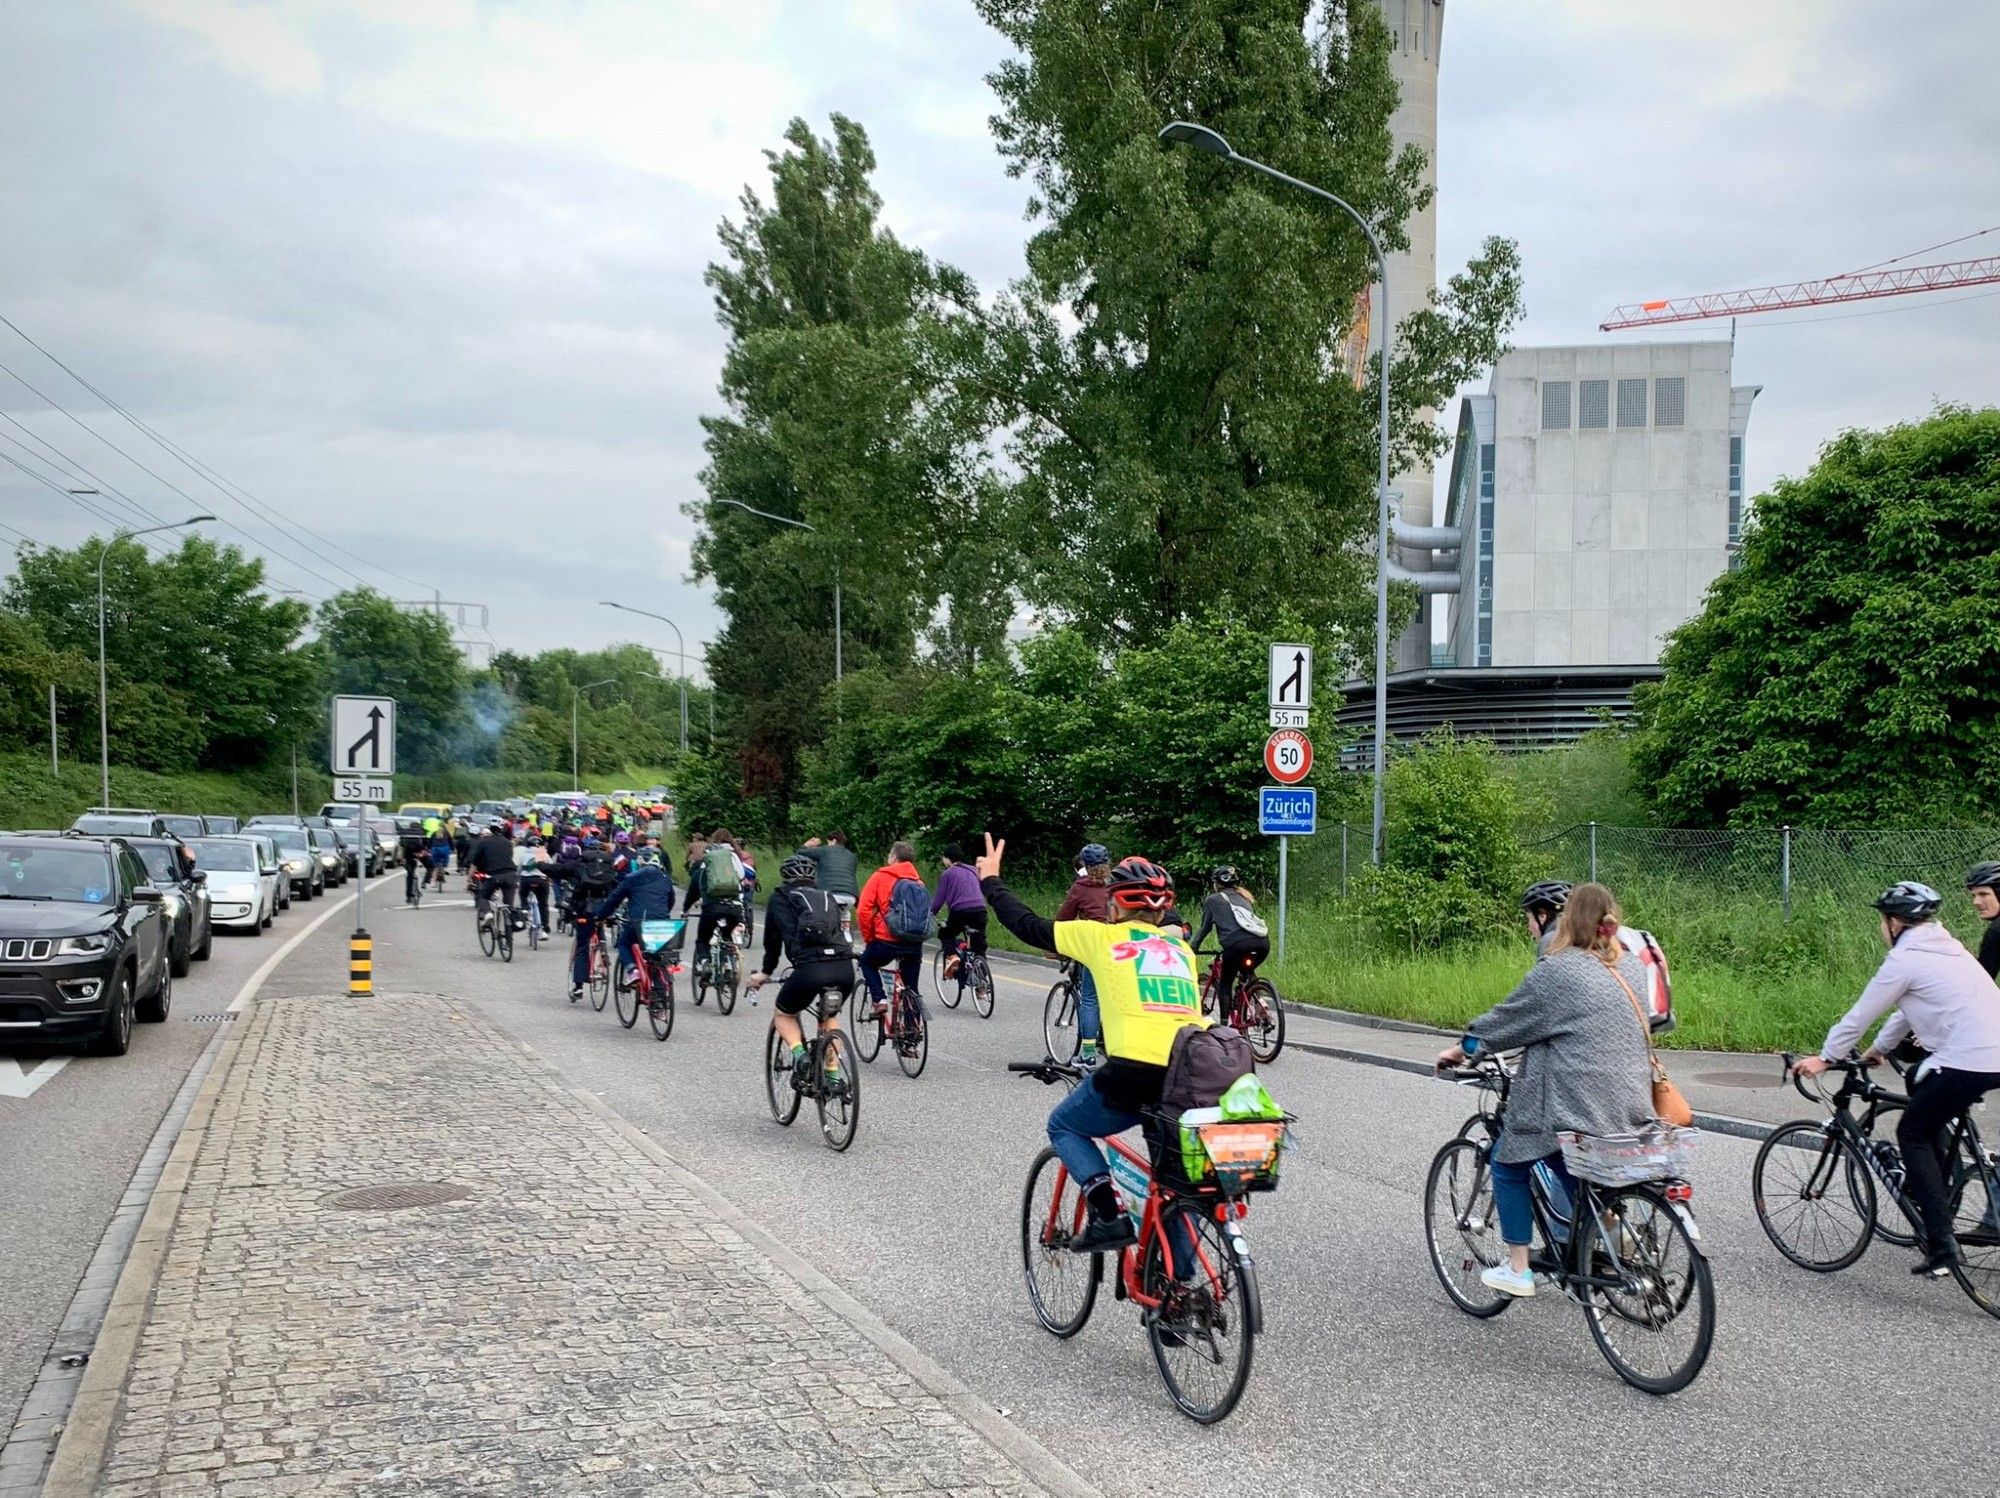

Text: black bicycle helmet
xmin=1520 ymin=880 xmax=1572 ymax=915
xmin=1079 ymin=843 xmax=1110 ymax=868
xmin=1874 ymin=881 xmax=1943 ymax=923
xmin=1106 ymin=855 xmax=1174 ymax=910
xmin=780 ymin=854 xmax=818 ymax=885
xmin=1965 ymin=862 xmax=2000 ymax=893
xmin=1209 ymin=865 xmax=1240 ymax=890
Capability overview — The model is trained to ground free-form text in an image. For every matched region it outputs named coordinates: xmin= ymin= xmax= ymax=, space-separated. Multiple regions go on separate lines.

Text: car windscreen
xmin=267 ymin=829 xmax=309 ymax=852
xmin=0 ymin=843 xmax=116 ymax=904
xmin=131 ymin=844 xmax=180 ymax=880
xmin=203 ymin=817 xmax=240 ymax=833
xmin=160 ymin=816 xmax=205 ymax=838
xmin=73 ymin=816 xmax=153 ymax=835
xmin=191 ymin=840 xmax=256 ymax=872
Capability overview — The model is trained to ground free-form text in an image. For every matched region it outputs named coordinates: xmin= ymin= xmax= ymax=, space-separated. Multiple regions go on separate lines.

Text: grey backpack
xmin=1160 ymin=1024 xmax=1255 ymax=1113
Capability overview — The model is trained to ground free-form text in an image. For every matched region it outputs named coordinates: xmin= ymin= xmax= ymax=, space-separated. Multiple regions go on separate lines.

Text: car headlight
xmin=161 ymin=892 xmax=184 ymax=917
xmin=58 ymin=933 xmax=113 ymax=955
xmin=285 ymin=858 xmax=308 ymax=873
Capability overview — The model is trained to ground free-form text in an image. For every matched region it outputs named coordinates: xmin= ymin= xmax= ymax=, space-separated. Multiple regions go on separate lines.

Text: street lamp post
xmin=1158 ymin=122 xmax=1395 ymax=864
xmin=711 ymin=498 xmax=842 ymax=691
xmin=571 ymin=678 xmax=617 ymax=788
xmin=88 ymin=506 xmax=213 ymax=808
xmin=598 ymin=602 xmax=689 ymax=753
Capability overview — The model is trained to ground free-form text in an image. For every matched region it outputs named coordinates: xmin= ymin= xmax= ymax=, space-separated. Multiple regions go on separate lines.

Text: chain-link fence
xmin=1307 ymin=822 xmax=2000 ymax=920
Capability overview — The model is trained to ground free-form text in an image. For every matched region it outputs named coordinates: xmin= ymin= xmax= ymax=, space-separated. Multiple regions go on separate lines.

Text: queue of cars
xmin=0 ymin=803 xmax=426 ymax=1059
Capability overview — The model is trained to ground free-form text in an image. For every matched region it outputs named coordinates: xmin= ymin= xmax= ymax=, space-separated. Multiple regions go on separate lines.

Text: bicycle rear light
xmin=1664 ymin=1182 xmax=1694 ymax=1202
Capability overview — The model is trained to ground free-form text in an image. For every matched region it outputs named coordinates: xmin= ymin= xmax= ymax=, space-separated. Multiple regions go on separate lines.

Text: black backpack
xmin=786 ymin=887 xmax=846 ymax=956
xmin=577 ymin=849 xmax=617 ymax=889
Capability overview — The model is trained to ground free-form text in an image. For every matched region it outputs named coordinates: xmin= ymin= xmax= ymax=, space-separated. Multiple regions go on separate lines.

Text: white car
xmin=191 ymin=836 xmax=280 ymax=933
xmin=232 ymin=832 xmax=290 ymax=912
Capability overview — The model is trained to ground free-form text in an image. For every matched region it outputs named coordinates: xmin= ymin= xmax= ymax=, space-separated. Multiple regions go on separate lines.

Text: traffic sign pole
xmin=1277 ymin=835 xmax=1288 ymax=967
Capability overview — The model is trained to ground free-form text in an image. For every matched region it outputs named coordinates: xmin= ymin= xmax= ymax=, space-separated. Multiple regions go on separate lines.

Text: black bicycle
xmin=1424 ymin=1056 xmax=1715 ymax=1395
xmin=764 ymin=979 xmax=860 ymax=1151
xmin=934 ymin=931 xmax=996 ymax=1019
xmin=1041 ymin=958 xmax=1083 ymax=1061
xmin=1752 ymin=1054 xmax=2000 ymax=1317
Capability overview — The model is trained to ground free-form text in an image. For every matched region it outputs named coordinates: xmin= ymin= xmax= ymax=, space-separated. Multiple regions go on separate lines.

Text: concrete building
xmin=1439 ymin=340 xmax=1758 ymax=669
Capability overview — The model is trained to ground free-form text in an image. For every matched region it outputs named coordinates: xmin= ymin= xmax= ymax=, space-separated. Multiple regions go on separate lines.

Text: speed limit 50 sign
xmin=1263 ymin=729 xmax=1313 ymax=785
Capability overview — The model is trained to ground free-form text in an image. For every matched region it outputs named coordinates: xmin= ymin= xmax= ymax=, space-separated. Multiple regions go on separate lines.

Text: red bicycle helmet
xmin=1106 ymin=856 xmax=1174 ymax=910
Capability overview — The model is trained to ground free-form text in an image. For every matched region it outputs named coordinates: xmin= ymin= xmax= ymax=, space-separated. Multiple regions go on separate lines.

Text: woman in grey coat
xmin=1435 ymin=883 xmax=1658 ymax=1297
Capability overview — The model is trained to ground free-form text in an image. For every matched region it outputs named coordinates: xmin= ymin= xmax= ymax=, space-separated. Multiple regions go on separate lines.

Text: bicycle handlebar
xmin=1009 ymin=1058 xmax=1081 ymax=1086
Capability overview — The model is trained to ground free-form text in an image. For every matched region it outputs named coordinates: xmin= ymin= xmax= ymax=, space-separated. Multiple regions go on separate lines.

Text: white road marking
xmin=0 ymin=1054 xmax=71 ymax=1099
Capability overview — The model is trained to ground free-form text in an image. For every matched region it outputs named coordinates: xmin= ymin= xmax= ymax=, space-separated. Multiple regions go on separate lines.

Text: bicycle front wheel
xmin=1422 ymin=1137 xmax=1511 ymax=1318
xmin=1019 ymin=1147 xmax=1100 ymax=1337
xmin=614 ymin=967 xmax=640 ymax=1028
xmin=815 ymin=1029 xmax=859 ymax=1152
xmin=477 ymin=912 xmax=496 ymax=958
xmin=852 ymin=988 xmax=883 ymax=1062
xmin=970 ymin=955 xmax=995 ymax=1019
xmin=497 ymin=920 xmax=513 ymax=963
xmin=1240 ymin=980 xmax=1284 ymax=1063
xmin=1143 ymin=1200 xmax=1256 ymax=1424
xmin=1948 ymin=1158 xmax=2000 ymax=1319
xmin=1042 ymin=980 xmax=1078 ymax=1062
xmin=765 ymin=1023 xmax=801 ymax=1127
xmin=1581 ymin=1185 xmax=1715 ymax=1396
xmin=1752 ymin=1120 xmax=1874 ymax=1271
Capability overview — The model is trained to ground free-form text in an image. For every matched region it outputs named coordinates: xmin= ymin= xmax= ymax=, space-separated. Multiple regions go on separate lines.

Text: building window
xmin=1540 ymin=381 xmax=1572 ymax=431
xmin=1727 ymin=435 xmax=1744 ymax=565
xmin=1654 ymin=376 xmax=1686 ymax=427
xmin=1616 ymin=378 xmax=1647 ymax=428
xmin=1477 ymin=442 xmax=1495 ymax=666
xmin=1578 ymin=379 xmax=1609 ymax=429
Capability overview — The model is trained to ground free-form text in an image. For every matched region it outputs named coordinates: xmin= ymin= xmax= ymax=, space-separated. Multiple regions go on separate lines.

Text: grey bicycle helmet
xmin=1520 ymin=880 xmax=1572 ymax=916
xmin=1079 ymin=843 xmax=1110 ymax=868
xmin=780 ymin=854 xmax=818 ymax=884
xmin=1874 ymin=881 xmax=1943 ymax=923
xmin=1209 ymin=865 xmax=1240 ymax=890
xmin=1965 ymin=862 xmax=2000 ymax=893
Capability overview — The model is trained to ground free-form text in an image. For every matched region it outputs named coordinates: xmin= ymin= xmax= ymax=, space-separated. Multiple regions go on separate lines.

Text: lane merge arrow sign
xmin=1268 ymin=642 xmax=1313 ymax=710
xmin=331 ymin=696 xmax=398 ymax=777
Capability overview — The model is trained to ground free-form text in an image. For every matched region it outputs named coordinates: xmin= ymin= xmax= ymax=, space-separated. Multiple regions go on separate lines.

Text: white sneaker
xmin=1480 ymin=1264 xmax=1536 ymax=1298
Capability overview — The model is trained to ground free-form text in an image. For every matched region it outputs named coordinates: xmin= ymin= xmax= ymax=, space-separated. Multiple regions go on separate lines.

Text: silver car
xmin=191 ymin=837 xmax=278 ymax=933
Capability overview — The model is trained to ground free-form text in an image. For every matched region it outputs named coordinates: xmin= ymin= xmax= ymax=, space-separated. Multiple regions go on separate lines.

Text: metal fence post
xmin=1340 ymin=822 xmax=1349 ymax=898
xmin=1588 ymin=822 xmax=1598 ymax=883
xmin=1781 ymin=825 xmax=1792 ymax=922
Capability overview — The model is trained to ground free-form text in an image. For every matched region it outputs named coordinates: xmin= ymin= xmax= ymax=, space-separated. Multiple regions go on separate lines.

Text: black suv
xmin=0 ymin=835 xmax=173 ymax=1054
xmin=125 ymin=836 xmax=215 ymax=976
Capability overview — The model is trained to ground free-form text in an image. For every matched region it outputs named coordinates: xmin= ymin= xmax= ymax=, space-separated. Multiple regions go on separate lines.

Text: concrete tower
xmin=1376 ymin=0 xmax=1446 ymax=669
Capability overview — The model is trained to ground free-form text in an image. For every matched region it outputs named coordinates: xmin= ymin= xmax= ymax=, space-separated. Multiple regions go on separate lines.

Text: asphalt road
xmin=0 ymin=870 xmax=392 ymax=1437
xmin=249 ymin=893 xmax=2000 ymax=1498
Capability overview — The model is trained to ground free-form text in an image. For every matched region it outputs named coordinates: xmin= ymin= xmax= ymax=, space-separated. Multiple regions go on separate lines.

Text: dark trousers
xmin=939 ymin=907 xmax=988 ymax=957
xmin=693 ymin=898 xmax=739 ymax=962
xmin=1899 ymin=1066 xmax=2000 ymax=1250
xmin=1218 ymin=935 xmax=1270 ymax=1008
xmin=860 ymin=938 xmax=922 ymax=1015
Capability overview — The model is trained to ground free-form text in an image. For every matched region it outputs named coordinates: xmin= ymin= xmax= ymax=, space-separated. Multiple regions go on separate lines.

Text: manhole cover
xmin=1695 ymin=1070 xmax=1782 ymax=1090
xmin=323 ymin=1181 xmax=475 ymax=1211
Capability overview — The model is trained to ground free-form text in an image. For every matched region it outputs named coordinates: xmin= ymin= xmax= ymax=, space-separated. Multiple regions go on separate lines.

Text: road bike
xmin=586 ymin=919 xmax=615 ymax=1011
xmin=693 ymin=922 xmax=741 ymax=1015
xmin=520 ymin=878 xmax=547 ymax=952
xmin=613 ymin=918 xmax=680 ymax=1041
xmin=1752 ymin=1054 xmax=2000 ymax=1318
xmin=1010 ymin=1058 xmax=1279 ymax=1423
xmin=764 ymin=977 xmax=860 ymax=1151
xmin=735 ymin=886 xmax=756 ymax=950
xmin=1425 ymin=1055 xmax=1715 ymax=1395
xmin=934 ymin=929 xmax=995 ymax=1019
xmin=1196 ymin=948 xmax=1284 ymax=1063
xmin=854 ymin=961 xmax=927 ymax=1078
xmin=1041 ymin=958 xmax=1084 ymax=1062
xmin=471 ymin=874 xmax=515 ymax=963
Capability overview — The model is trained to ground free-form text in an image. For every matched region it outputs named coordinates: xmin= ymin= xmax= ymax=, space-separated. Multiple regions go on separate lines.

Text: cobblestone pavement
xmin=81 ymin=994 xmax=1085 ymax=1497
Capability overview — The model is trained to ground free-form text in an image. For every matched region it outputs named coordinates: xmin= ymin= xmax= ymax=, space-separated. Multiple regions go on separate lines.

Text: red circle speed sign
xmin=1264 ymin=729 xmax=1313 ymax=785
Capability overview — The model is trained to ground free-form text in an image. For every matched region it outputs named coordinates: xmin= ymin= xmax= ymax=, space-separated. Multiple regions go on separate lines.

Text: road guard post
xmin=330 ymin=695 xmax=397 ymax=994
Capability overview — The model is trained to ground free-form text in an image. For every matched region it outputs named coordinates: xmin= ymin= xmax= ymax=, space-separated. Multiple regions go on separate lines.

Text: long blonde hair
xmin=1547 ymin=882 xmax=1623 ymax=964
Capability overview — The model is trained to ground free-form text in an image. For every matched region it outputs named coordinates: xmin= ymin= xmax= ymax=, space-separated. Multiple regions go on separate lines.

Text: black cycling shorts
xmin=776 ymin=958 xmax=854 ymax=1017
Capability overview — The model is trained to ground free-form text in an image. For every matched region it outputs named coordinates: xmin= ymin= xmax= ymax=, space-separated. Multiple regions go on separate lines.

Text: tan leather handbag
xmin=1611 ymin=963 xmax=1694 ymax=1128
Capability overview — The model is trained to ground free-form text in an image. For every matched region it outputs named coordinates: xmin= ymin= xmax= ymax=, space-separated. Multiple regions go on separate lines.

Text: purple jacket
xmin=930 ymin=861 xmax=986 ymax=914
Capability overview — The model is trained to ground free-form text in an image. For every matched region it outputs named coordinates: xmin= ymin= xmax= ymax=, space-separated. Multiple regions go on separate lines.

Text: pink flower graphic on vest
xmin=1109 ymin=934 xmax=1192 ymax=980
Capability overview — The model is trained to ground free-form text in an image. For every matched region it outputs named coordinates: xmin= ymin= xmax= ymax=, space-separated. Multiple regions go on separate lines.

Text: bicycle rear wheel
xmin=1581 ymin=1185 xmax=1715 ymax=1395
xmin=895 ymin=996 xmax=928 ymax=1079
xmin=1042 ymin=980 xmax=1078 ymax=1062
xmin=765 ymin=1023 xmax=801 ymax=1127
xmin=614 ymin=966 xmax=640 ymax=1028
xmin=970 ymin=954 xmax=995 ymax=1019
xmin=1422 ymin=1137 xmax=1511 ymax=1318
xmin=716 ymin=947 xmax=739 ymax=1015
xmin=1143 ymin=1200 xmax=1256 ymax=1424
xmin=815 ymin=1029 xmax=859 ymax=1152
xmin=935 ymin=945 xmax=962 ymax=1008
xmin=1949 ymin=1158 xmax=2000 ymax=1319
xmin=1019 ymin=1147 xmax=1100 ymax=1337
xmin=1239 ymin=980 xmax=1284 ymax=1063
xmin=1751 ymin=1120 xmax=1874 ymax=1271
xmin=588 ymin=946 xmax=610 ymax=1012
xmin=647 ymin=962 xmax=674 ymax=1042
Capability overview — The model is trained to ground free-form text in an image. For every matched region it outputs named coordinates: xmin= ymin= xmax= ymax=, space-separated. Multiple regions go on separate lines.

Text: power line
xmin=0 ymin=446 xmax=169 ymax=545
xmin=0 ymin=419 xmax=160 ymax=529
xmin=0 ymin=313 xmax=442 ymax=596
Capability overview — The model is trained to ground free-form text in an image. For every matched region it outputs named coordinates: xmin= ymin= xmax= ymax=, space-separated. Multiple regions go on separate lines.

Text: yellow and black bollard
xmin=349 ymin=929 xmax=373 ymax=995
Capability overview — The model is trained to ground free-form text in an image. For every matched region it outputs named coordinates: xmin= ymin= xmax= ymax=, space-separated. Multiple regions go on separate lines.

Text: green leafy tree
xmin=0 ymin=611 xmax=92 ymax=754
xmin=1633 ymin=406 xmax=2000 ymax=827
xmin=970 ymin=0 xmax=1523 ymax=649
xmin=316 ymin=591 xmax=469 ymax=774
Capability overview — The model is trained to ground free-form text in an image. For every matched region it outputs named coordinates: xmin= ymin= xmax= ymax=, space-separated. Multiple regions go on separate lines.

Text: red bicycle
xmin=1009 ymin=1058 xmax=1283 ymax=1423
xmin=853 ymin=964 xmax=928 ymax=1078
xmin=613 ymin=918 xmax=679 ymax=1041
xmin=1196 ymin=948 xmax=1284 ymax=1063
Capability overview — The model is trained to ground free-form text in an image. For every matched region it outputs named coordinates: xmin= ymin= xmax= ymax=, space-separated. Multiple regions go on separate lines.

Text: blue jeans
xmin=1488 ymin=1142 xmax=1575 ymax=1247
xmin=860 ymin=939 xmax=923 ymax=1017
xmin=1076 ymin=967 xmax=1101 ymax=1044
xmin=1047 ymin=1074 xmax=1194 ymax=1271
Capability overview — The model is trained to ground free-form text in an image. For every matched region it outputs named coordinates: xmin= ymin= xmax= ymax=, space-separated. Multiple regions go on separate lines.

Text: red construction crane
xmin=1601 ymin=252 xmax=2000 ymax=330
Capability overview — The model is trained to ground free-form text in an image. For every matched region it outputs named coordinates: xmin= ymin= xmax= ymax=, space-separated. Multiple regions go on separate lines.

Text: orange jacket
xmin=857 ymin=859 xmax=920 ymax=945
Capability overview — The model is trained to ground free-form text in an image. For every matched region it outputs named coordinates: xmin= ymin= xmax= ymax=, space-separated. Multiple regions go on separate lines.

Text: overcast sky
xmin=3 ymin=1 xmax=1996 ymax=666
